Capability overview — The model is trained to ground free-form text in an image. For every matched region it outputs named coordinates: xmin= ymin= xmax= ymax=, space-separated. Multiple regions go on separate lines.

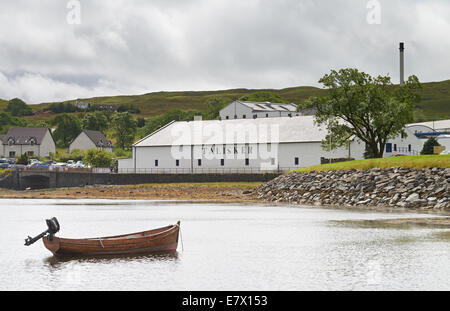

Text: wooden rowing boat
xmin=25 ymin=218 xmax=181 ymax=257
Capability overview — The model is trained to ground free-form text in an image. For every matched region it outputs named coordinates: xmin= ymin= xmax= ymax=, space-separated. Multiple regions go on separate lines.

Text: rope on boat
xmin=176 ymin=223 xmax=184 ymax=253
xmin=99 ymin=239 xmax=104 ymax=248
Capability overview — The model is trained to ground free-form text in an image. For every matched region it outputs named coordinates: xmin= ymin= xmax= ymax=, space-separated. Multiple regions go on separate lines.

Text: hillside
xmin=2 ymin=80 xmax=450 ymax=122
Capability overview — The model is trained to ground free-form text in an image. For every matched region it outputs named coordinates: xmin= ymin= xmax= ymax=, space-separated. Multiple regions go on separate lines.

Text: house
xmin=68 ymin=130 xmax=112 ymax=153
xmin=75 ymin=101 xmax=91 ymax=110
xmin=219 ymin=101 xmax=299 ymax=120
xmin=1 ymin=127 xmax=56 ymax=158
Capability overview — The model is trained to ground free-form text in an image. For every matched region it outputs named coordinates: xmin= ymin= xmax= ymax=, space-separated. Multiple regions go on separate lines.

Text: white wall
xmin=219 ymin=101 xmax=300 ymax=120
xmin=69 ymin=132 xmax=97 ymax=153
xmin=131 ymin=141 xmax=353 ymax=172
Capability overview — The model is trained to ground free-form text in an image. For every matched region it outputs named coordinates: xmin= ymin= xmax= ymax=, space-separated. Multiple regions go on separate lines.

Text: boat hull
xmin=42 ymin=222 xmax=180 ymax=257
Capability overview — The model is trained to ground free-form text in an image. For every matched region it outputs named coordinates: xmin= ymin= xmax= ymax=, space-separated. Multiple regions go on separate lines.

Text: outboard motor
xmin=24 ymin=217 xmax=60 ymax=246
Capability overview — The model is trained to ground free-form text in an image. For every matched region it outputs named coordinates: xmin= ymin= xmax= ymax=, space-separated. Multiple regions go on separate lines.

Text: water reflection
xmin=44 ymin=251 xmax=180 ymax=266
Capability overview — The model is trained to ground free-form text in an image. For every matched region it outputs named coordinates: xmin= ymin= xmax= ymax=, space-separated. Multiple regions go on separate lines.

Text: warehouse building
xmin=219 ymin=101 xmax=299 ymax=120
xmin=120 ymin=116 xmax=356 ymax=173
xmin=119 ymin=115 xmax=428 ymax=173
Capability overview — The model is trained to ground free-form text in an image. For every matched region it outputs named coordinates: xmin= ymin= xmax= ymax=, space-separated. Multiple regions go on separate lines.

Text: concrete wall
xmin=0 ymin=171 xmax=281 ymax=190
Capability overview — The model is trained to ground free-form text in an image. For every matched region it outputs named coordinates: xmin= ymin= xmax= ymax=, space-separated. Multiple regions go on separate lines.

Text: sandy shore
xmin=0 ymin=183 xmax=260 ymax=203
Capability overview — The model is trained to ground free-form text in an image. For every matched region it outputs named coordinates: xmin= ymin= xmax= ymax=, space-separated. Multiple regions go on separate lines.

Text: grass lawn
xmin=292 ymin=155 xmax=450 ymax=173
xmin=118 ymin=181 xmax=263 ymax=189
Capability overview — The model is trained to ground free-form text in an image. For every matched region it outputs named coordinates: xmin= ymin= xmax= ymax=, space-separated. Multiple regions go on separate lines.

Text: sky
xmin=0 ymin=0 xmax=449 ymax=104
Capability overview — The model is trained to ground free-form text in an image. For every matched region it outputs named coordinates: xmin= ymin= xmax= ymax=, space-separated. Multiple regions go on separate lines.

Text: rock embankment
xmin=254 ymin=167 xmax=449 ymax=211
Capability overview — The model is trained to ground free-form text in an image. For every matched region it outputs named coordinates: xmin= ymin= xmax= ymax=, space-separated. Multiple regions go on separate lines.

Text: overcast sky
xmin=0 ymin=0 xmax=449 ymax=104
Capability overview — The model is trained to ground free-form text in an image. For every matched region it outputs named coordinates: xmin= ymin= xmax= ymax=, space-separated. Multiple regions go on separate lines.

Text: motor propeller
xmin=24 ymin=217 xmax=60 ymax=246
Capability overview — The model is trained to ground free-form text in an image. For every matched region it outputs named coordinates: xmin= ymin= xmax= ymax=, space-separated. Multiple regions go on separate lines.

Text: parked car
xmin=28 ymin=159 xmax=40 ymax=165
xmin=9 ymin=164 xmax=26 ymax=170
xmin=0 ymin=159 xmax=9 ymax=169
xmin=72 ymin=161 xmax=86 ymax=168
xmin=440 ymin=150 xmax=450 ymax=155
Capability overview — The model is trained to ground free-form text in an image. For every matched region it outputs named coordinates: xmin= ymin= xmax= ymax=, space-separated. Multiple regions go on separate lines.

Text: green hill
xmin=2 ymin=80 xmax=450 ymax=122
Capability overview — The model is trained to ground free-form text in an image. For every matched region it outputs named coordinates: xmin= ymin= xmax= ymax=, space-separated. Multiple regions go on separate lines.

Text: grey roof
xmin=2 ymin=127 xmax=50 ymax=145
xmin=83 ymin=130 xmax=112 ymax=147
xmin=407 ymin=119 xmax=450 ymax=131
xmin=134 ymin=116 xmax=329 ymax=147
xmin=238 ymin=101 xmax=298 ymax=112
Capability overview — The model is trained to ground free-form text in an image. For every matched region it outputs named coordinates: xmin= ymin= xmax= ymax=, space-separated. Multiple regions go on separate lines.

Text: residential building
xmin=1 ymin=127 xmax=56 ymax=158
xmin=68 ymin=130 xmax=112 ymax=153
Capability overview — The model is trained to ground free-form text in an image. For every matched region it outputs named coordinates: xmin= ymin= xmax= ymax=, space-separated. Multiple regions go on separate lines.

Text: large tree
xmin=52 ymin=113 xmax=82 ymax=147
xmin=305 ymin=69 xmax=421 ymax=158
xmin=204 ymin=96 xmax=231 ymax=120
xmin=82 ymin=111 xmax=108 ymax=132
xmin=112 ymin=112 xmax=137 ymax=150
xmin=6 ymin=98 xmax=33 ymax=116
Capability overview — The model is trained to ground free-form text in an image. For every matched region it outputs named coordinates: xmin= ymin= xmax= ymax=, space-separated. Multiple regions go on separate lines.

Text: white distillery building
xmin=119 ymin=116 xmax=427 ymax=173
xmin=1 ymin=127 xmax=56 ymax=158
xmin=219 ymin=101 xmax=299 ymax=120
xmin=121 ymin=116 xmax=357 ymax=173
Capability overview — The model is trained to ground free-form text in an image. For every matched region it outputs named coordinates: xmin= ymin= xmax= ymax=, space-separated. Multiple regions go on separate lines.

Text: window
xmin=271 ymin=158 xmax=275 ymax=165
xmin=243 ymin=115 xmax=246 ymax=119
xmin=26 ymin=151 xmax=34 ymax=156
xmin=266 ymin=113 xmax=269 ymax=117
xmin=155 ymin=160 xmax=158 ymax=167
xmin=386 ymin=143 xmax=392 ymax=153
xmin=198 ymin=159 xmax=202 ymax=166
xmin=176 ymin=160 xmax=179 ymax=167
xmin=226 ymin=116 xmax=229 ymax=120
xmin=245 ymin=158 xmax=249 ymax=166
xmin=394 ymin=144 xmax=397 ymax=152
xmin=253 ymin=115 xmax=257 ymax=119
xmin=295 ymin=157 xmax=299 ymax=165
xmin=221 ymin=159 xmax=224 ymax=166
xmin=408 ymin=144 xmax=411 ymax=152
xmin=9 ymin=151 xmax=15 ymax=157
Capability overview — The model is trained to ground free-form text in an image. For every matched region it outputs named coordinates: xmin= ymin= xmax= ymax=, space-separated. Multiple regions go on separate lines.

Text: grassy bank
xmin=292 ymin=155 xmax=450 ymax=173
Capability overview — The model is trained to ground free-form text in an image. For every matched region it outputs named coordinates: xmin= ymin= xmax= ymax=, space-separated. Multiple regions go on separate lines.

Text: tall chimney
xmin=399 ymin=42 xmax=405 ymax=85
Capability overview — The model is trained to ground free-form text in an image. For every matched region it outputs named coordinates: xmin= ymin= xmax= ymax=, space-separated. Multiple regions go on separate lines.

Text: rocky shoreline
xmin=254 ymin=167 xmax=450 ymax=211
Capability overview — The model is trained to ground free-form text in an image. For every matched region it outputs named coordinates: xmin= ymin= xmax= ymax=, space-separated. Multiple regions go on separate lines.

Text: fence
xmin=117 ymin=167 xmax=298 ymax=174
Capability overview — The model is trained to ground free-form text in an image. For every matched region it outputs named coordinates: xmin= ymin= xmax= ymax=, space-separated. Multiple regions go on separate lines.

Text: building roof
xmin=407 ymin=119 xmax=450 ymax=132
xmin=81 ymin=130 xmax=112 ymax=147
xmin=237 ymin=101 xmax=298 ymax=112
xmin=1 ymin=127 xmax=50 ymax=145
xmin=134 ymin=116 xmax=329 ymax=147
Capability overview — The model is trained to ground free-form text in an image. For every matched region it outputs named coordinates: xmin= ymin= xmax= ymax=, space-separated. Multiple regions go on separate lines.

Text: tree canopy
xmin=239 ymin=92 xmax=289 ymax=104
xmin=6 ymin=98 xmax=33 ymax=116
xmin=82 ymin=111 xmax=108 ymax=132
xmin=112 ymin=112 xmax=137 ymax=150
xmin=305 ymin=68 xmax=421 ymax=158
xmin=52 ymin=114 xmax=82 ymax=147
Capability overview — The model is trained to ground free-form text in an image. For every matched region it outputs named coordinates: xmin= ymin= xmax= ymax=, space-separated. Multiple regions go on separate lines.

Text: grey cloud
xmin=0 ymin=0 xmax=449 ymax=104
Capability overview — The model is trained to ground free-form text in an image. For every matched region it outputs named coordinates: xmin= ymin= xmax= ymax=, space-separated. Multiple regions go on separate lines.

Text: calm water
xmin=0 ymin=198 xmax=448 ymax=291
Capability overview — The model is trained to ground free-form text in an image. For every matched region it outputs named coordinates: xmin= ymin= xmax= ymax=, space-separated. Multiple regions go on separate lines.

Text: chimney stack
xmin=399 ymin=42 xmax=405 ymax=85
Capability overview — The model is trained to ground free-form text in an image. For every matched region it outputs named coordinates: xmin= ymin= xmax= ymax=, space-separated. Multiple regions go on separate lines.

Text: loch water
xmin=0 ymin=199 xmax=448 ymax=291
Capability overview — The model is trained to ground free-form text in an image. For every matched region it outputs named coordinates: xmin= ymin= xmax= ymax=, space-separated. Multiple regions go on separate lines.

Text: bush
xmin=56 ymin=149 xmax=86 ymax=162
xmin=16 ymin=154 xmax=29 ymax=165
xmin=421 ymin=137 xmax=441 ymax=155
xmin=83 ymin=149 xmax=113 ymax=168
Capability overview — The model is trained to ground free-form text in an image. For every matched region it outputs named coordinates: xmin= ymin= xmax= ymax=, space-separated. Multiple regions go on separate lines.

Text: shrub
xmin=83 ymin=149 xmax=113 ymax=168
xmin=421 ymin=137 xmax=441 ymax=155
